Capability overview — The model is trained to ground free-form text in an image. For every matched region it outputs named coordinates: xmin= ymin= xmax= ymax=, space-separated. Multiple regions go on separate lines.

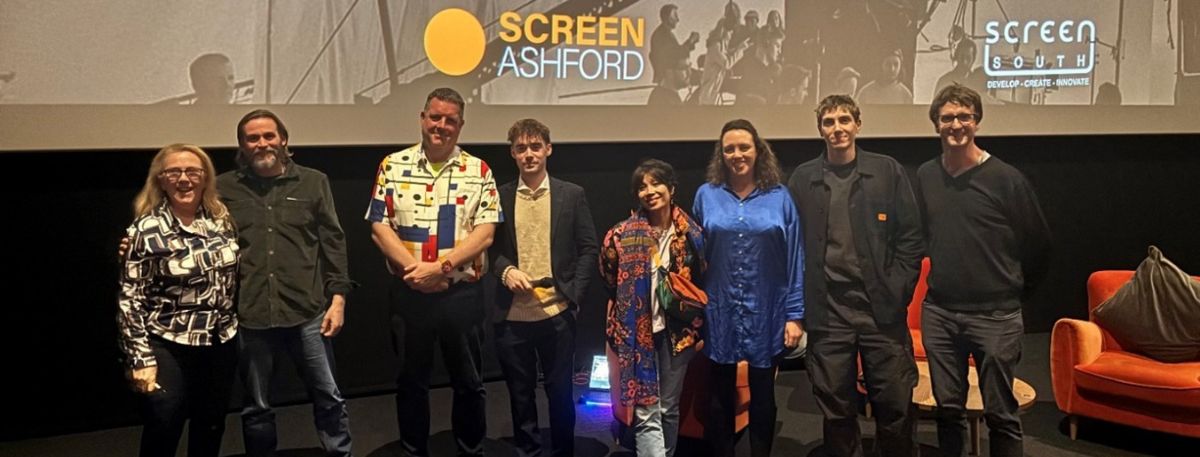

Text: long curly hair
xmin=705 ymin=119 xmax=783 ymax=189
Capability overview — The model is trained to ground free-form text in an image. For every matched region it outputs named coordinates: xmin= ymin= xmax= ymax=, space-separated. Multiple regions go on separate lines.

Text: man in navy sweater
xmin=916 ymin=84 xmax=1051 ymax=457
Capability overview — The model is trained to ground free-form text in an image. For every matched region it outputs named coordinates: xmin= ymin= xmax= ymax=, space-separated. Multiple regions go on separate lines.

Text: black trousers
xmin=922 ymin=303 xmax=1024 ymax=457
xmin=494 ymin=313 xmax=576 ymax=457
xmin=806 ymin=295 xmax=917 ymax=457
xmin=390 ymin=280 xmax=487 ymax=457
xmin=139 ymin=335 xmax=237 ymax=457
xmin=707 ymin=358 xmax=779 ymax=457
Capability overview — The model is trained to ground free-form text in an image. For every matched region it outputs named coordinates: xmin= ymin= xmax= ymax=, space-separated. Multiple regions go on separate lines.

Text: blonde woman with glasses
xmin=117 ymin=143 xmax=239 ymax=457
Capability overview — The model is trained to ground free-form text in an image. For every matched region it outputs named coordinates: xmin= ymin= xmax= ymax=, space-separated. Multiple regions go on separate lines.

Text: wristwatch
xmin=440 ymin=258 xmax=454 ymax=275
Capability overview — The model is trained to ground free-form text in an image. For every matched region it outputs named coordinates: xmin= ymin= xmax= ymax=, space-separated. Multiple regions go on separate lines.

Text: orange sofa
xmin=1050 ymin=271 xmax=1200 ymax=439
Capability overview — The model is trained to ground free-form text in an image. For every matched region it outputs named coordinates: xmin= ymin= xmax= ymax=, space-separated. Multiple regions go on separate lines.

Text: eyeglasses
xmin=161 ymin=167 xmax=205 ymax=180
xmin=938 ymin=113 xmax=978 ymax=125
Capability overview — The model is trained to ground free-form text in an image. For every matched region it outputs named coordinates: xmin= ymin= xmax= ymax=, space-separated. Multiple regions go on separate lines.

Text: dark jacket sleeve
xmin=490 ymin=183 xmax=517 ymax=279
xmin=565 ymin=186 xmax=599 ymax=306
xmin=490 ymin=224 xmax=516 ymax=279
xmin=314 ymin=172 xmax=355 ymax=297
xmin=889 ymin=159 xmax=926 ymax=306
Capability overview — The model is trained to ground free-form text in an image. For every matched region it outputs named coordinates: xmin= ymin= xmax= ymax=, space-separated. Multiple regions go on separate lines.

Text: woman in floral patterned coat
xmin=600 ymin=159 xmax=705 ymax=457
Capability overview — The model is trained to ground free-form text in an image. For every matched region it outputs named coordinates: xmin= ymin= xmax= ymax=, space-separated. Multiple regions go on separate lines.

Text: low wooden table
xmin=911 ymin=360 xmax=1036 ymax=456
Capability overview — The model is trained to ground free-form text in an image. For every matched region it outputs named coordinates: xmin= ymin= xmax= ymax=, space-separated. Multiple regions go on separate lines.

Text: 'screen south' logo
xmin=983 ymin=19 xmax=1097 ymax=77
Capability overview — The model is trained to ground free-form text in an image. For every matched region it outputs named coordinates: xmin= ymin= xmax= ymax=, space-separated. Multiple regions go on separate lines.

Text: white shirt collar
xmin=517 ymin=174 xmax=551 ymax=194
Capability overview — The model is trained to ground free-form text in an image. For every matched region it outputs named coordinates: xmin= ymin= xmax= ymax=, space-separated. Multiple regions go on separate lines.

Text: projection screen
xmin=2 ymin=0 xmax=1198 ymax=151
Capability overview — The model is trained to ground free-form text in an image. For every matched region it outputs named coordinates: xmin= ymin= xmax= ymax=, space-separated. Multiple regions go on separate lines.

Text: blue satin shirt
xmin=692 ymin=183 xmax=805 ymax=367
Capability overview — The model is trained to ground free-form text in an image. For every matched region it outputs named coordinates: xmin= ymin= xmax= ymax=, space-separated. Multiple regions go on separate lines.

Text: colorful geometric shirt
xmin=365 ymin=144 xmax=502 ymax=283
xmin=117 ymin=203 xmax=239 ymax=368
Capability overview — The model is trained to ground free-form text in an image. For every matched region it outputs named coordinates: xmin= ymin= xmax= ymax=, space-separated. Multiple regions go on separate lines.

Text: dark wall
xmin=3 ymin=132 xmax=1198 ymax=441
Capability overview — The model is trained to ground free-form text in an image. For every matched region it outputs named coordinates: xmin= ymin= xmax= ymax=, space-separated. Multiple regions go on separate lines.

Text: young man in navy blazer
xmin=491 ymin=118 xmax=599 ymax=457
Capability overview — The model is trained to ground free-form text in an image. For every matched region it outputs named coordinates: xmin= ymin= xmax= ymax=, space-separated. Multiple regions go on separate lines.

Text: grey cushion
xmin=1094 ymin=246 xmax=1200 ymax=363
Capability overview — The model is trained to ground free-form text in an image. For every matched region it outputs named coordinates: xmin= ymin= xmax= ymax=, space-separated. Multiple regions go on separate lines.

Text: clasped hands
xmin=401 ymin=261 xmax=450 ymax=293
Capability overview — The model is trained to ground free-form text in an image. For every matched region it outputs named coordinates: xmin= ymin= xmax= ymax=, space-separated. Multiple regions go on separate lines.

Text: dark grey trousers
xmin=922 ymin=303 xmax=1024 ymax=457
xmin=807 ymin=295 xmax=917 ymax=457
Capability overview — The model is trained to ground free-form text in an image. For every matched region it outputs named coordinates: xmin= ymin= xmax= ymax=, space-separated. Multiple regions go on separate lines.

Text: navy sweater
xmin=916 ymin=155 xmax=1051 ymax=311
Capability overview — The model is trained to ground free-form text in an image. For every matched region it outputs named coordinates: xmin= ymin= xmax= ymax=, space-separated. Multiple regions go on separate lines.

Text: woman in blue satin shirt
xmin=692 ymin=119 xmax=805 ymax=457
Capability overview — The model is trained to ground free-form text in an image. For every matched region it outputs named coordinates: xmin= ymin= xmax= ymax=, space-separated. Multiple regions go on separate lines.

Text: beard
xmin=241 ymin=146 xmax=289 ymax=175
xmin=252 ymin=150 xmax=278 ymax=171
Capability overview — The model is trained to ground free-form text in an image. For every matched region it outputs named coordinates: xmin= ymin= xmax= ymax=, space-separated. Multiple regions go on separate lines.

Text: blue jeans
xmin=633 ymin=332 xmax=694 ymax=457
xmin=239 ymin=314 xmax=352 ymax=457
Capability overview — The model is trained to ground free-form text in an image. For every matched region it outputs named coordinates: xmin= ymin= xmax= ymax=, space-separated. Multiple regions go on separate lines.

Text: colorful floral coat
xmin=600 ymin=206 xmax=705 ymax=406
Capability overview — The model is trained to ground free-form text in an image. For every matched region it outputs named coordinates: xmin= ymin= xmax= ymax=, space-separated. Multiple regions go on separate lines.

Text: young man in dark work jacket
xmin=788 ymin=94 xmax=924 ymax=457
xmin=916 ymin=84 xmax=1051 ymax=457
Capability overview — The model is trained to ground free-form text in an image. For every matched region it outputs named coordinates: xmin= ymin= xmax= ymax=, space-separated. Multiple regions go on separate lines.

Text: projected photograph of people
xmin=0 ymin=0 xmax=1191 ymax=107
xmin=0 ymin=1 xmax=256 ymax=105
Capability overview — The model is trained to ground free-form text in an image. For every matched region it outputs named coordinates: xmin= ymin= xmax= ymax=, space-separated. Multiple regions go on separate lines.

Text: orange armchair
xmin=1050 ymin=271 xmax=1200 ymax=439
xmin=862 ymin=257 xmax=933 ymax=414
xmin=903 ymin=257 xmax=972 ymax=365
xmin=677 ymin=351 xmax=750 ymax=438
xmin=907 ymin=258 xmax=932 ymax=360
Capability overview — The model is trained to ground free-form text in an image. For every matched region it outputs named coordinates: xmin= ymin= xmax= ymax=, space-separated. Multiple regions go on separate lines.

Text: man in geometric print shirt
xmin=365 ymin=87 xmax=501 ymax=457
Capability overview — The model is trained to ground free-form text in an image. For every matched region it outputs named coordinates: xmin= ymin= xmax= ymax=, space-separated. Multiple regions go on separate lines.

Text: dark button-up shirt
xmin=693 ymin=183 xmax=805 ymax=367
xmin=218 ymin=164 xmax=353 ymax=329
